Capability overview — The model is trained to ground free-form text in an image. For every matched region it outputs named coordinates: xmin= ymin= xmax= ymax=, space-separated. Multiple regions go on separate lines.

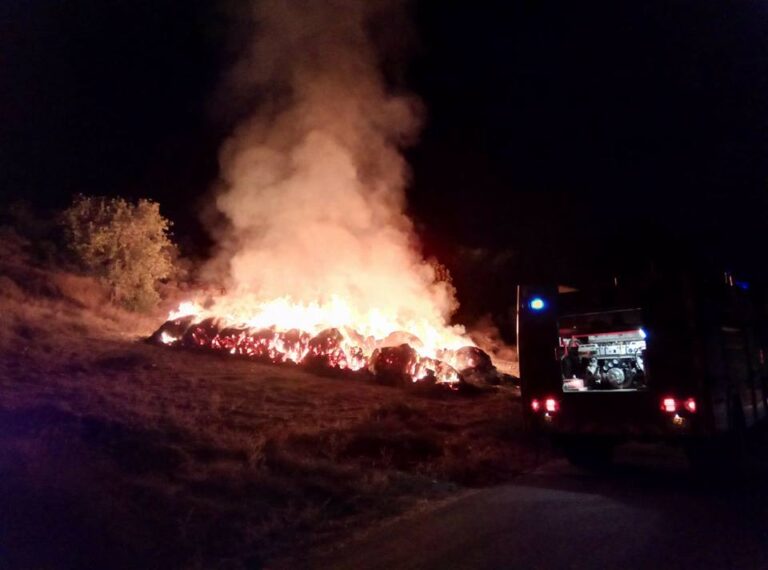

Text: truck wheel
xmin=562 ymin=440 xmax=615 ymax=470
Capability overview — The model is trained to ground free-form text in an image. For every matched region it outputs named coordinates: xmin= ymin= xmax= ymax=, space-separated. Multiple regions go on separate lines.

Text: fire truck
xmin=517 ymin=274 xmax=768 ymax=467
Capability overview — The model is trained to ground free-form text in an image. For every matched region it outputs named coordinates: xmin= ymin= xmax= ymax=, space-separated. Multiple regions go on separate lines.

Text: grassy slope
xmin=0 ymin=230 xmax=543 ymax=569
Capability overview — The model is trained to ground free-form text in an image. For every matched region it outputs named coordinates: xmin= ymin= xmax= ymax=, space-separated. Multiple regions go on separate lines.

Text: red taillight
xmin=661 ymin=397 xmax=677 ymax=413
xmin=531 ymin=398 xmax=558 ymax=413
xmin=661 ymin=397 xmax=696 ymax=414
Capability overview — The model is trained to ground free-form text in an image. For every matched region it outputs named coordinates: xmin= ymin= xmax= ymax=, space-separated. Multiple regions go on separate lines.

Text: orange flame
xmin=163 ymin=293 xmax=472 ymax=384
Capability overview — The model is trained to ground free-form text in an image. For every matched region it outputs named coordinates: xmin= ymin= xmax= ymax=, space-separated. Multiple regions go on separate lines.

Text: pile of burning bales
xmin=149 ymin=315 xmax=512 ymax=392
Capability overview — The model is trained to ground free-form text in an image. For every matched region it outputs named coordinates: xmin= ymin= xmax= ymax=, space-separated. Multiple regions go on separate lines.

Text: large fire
xmin=150 ymin=2 xmax=505 ymax=388
xmin=151 ymin=296 xmax=495 ymax=387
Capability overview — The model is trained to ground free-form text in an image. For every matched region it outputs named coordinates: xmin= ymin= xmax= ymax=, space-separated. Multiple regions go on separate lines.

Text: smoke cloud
xmin=203 ymin=0 xmax=462 ymax=341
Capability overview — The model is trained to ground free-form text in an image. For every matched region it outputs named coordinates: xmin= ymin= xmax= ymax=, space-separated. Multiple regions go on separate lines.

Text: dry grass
xmin=0 ymin=231 xmax=543 ymax=569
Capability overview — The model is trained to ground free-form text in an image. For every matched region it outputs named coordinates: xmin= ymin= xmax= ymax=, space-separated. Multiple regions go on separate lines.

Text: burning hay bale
xmin=454 ymin=346 xmax=515 ymax=388
xmin=181 ymin=317 xmax=221 ymax=348
xmin=369 ymin=344 xmax=419 ymax=387
xmin=149 ymin=313 xmax=508 ymax=393
xmin=454 ymin=346 xmax=494 ymax=373
xmin=241 ymin=329 xmax=280 ymax=361
xmin=148 ymin=315 xmax=195 ymax=345
xmin=380 ymin=331 xmax=423 ymax=350
xmin=277 ymin=329 xmax=312 ymax=362
xmin=454 ymin=346 xmax=495 ymax=388
xmin=211 ymin=326 xmax=250 ymax=354
xmin=303 ymin=328 xmax=350 ymax=369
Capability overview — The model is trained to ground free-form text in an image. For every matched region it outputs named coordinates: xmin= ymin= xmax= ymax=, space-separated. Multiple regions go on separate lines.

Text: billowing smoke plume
xmin=203 ymin=0 xmax=463 ymax=343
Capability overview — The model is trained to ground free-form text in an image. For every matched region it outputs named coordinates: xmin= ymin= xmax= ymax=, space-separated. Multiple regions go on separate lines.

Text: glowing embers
xmin=149 ymin=314 xmax=497 ymax=388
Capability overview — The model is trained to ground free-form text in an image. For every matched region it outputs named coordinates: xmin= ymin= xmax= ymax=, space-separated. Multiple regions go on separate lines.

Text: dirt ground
xmin=0 ymin=231 xmax=544 ymax=569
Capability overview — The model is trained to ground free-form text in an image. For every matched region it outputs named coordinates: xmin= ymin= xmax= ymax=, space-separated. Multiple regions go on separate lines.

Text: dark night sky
xmin=3 ymin=1 xmax=768 ymax=288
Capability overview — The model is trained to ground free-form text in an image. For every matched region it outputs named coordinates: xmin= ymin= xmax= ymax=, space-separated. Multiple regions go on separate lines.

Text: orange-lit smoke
xmin=192 ymin=0 xmax=467 ymax=354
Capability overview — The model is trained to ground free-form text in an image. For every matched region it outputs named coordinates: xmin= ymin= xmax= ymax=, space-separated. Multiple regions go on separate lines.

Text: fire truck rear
xmin=517 ymin=276 xmax=768 ymax=466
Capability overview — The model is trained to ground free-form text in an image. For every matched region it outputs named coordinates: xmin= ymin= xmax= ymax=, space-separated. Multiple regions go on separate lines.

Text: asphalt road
xmin=312 ymin=444 xmax=768 ymax=570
